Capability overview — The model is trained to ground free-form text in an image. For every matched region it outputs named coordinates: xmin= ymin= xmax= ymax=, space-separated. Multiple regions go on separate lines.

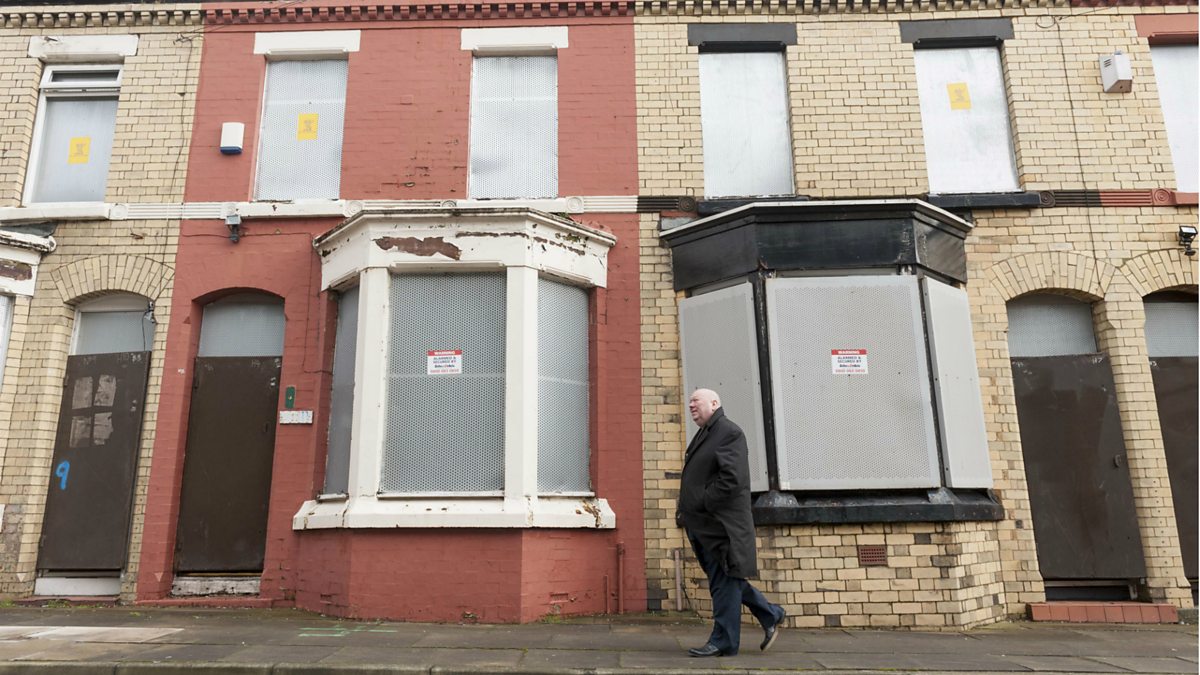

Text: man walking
xmin=676 ymin=388 xmax=786 ymax=657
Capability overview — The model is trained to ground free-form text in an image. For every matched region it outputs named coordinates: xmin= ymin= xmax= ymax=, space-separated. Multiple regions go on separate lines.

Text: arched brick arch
xmin=1119 ymin=250 xmax=1198 ymax=298
xmin=982 ymin=251 xmax=1118 ymax=303
xmin=47 ymin=255 xmax=173 ymax=305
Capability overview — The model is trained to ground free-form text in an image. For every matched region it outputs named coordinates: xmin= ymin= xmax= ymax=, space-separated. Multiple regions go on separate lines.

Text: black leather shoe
xmin=688 ymin=643 xmax=730 ymax=657
xmin=760 ymin=607 xmax=786 ymax=651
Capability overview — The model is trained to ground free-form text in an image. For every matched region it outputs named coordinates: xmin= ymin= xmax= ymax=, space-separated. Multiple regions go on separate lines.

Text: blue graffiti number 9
xmin=55 ymin=461 xmax=70 ymax=490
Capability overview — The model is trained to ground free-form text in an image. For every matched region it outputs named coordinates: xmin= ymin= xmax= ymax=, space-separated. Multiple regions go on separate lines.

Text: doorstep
xmin=1027 ymin=601 xmax=1179 ymax=623
xmin=13 ymin=596 xmax=118 ymax=607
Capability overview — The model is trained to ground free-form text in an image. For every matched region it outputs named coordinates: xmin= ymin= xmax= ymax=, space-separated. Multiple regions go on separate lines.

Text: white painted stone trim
xmin=461 ymin=27 xmax=568 ymax=54
xmin=28 ymin=35 xmax=138 ymax=63
xmin=254 ymin=30 xmax=361 ymax=57
xmin=504 ymin=266 xmax=539 ymax=505
xmin=349 ymin=268 xmax=388 ymax=498
xmin=292 ymin=495 xmax=615 ymax=530
xmin=33 ymin=577 xmax=121 ymax=597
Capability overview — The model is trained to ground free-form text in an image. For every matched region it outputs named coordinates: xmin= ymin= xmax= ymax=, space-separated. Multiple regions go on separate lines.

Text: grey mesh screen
xmin=537 ymin=278 xmax=590 ymax=493
xmin=197 ymin=295 xmax=285 ymax=357
xmin=1006 ymin=294 xmax=1097 ymax=357
xmin=678 ymin=282 xmax=769 ymax=492
xmin=75 ymin=310 xmax=154 ymax=355
xmin=254 ymin=60 xmax=347 ymax=200
xmin=468 ymin=56 xmax=557 ymax=199
xmin=698 ymin=52 xmax=794 ymax=198
xmin=31 ymin=97 xmax=119 ymax=203
xmin=1145 ymin=297 xmax=1198 ymax=358
xmin=766 ymin=276 xmax=940 ymax=490
xmin=381 ymin=273 xmax=506 ymax=493
xmin=323 ymin=286 xmax=359 ymax=495
xmin=922 ymin=278 xmax=992 ymax=489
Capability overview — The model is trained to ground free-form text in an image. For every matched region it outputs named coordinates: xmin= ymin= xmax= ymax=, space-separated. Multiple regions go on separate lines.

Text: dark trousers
xmin=688 ymin=532 xmax=781 ymax=655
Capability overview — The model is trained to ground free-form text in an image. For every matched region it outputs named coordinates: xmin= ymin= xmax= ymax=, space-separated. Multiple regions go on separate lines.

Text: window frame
xmin=297 ymin=207 xmax=616 ymax=530
xmin=23 ymin=64 xmax=123 ymax=206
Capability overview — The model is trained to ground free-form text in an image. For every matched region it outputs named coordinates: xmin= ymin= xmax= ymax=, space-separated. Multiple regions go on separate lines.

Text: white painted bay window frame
xmin=294 ymin=206 xmax=616 ymax=530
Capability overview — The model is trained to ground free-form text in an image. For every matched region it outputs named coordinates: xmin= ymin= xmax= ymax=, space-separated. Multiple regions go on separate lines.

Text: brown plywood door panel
xmin=1011 ymin=354 xmax=1147 ymax=581
xmin=1150 ymin=356 xmax=1198 ymax=580
xmin=174 ymin=357 xmax=281 ymax=573
xmin=38 ymin=352 xmax=151 ymax=572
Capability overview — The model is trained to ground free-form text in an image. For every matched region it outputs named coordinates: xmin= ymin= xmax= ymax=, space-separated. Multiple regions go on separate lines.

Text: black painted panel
xmin=1011 ymin=354 xmax=1147 ymax=581
xmin=1150 ymin=356 xmax=1198 ymax=580
xmin=39 ymin=352 xmax=151 ymax=572
xmin=175 ymin=356 xmax=281 ymax=573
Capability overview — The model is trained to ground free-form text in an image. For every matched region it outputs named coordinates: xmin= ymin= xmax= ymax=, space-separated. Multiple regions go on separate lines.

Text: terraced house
xmin=0 ymin=0 xmax=1194 ymax=630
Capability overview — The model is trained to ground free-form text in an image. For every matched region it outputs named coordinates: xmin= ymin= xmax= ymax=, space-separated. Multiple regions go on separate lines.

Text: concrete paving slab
xmin=1004 ymin=655 xmax=1134 ymax=672
xmin=25 ymin=626 xmax=182 ymax=643
xmin=411 ymin=627 xmax=558 ymax=650
xmin=0 ymin=628 xmax=42 ymax=640
xmin=113 ymin=643 xmax=248 ymax=663
xmin=319 ymin=646 xmax=523 ymax=670
xmin=1089 ymin=656 xmax=1198 ymax=673
xmin=549 ymin=627 xmax=682 ymax=652
xmin=11 ymin=642 xmax=141 ymax=662
xmin=518 ymin=647 xmax=622 ymax=670
xmin=0 ymin=664 xmax=117 ymax=675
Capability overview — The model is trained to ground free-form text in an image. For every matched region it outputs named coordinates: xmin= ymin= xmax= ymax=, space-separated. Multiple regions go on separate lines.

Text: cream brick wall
xmin=638 ymin=3 xmax=1198 ymax=626
xmin=0 ymin=7 xmax=199 ymax=600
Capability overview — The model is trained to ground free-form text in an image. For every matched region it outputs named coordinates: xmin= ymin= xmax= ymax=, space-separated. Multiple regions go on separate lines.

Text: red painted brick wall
xmin=143 ymin=11 xmax=643 ymax=622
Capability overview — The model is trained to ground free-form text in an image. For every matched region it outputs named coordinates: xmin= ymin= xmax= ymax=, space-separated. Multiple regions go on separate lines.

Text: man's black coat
xmin=676 ymin=407 xmax=758 ymax=579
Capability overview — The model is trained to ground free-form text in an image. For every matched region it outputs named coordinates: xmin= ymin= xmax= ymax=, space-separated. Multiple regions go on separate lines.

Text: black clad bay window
xmin=294 ymin=206 xmax=614 ymax=530
xmin=663 ymin=200 xmax=1003 ymax=524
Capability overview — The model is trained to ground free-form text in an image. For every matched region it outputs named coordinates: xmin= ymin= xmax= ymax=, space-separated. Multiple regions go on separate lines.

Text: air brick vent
xmin=857 ymin=544 xmax=888 ymax=567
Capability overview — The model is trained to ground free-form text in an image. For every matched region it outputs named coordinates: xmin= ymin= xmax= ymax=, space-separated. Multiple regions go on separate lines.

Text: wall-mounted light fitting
xmin=225 ymin=214 xmax=242 ymax=244
xmin=1179 ymin=225 xmax=1197 ymax=257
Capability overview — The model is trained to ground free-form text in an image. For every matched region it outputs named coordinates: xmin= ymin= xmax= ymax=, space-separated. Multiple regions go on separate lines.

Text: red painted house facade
xmin=135 ymin=2 xmax=645 ymax=622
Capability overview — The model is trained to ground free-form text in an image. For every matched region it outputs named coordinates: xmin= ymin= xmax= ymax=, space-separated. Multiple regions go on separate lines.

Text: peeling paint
xmin=0 ymin=260 xmax=33 ymax=281
xmin=580 ymin=500 xmax=603 ymax=528
xmin=375 ymin=236 xmax=462 ymax=260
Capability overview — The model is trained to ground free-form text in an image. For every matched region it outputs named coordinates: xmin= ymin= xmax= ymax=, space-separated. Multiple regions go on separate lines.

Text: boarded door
xmin=1008 ymin=295 xmax=1146 ymax=582
xmin=1145 ymin=292 xmax=1198 ymax=581
xmin=39 ymin=299 xmax=155 ymax=573
xmin=175 ymin=295 xmax=284 ymax=573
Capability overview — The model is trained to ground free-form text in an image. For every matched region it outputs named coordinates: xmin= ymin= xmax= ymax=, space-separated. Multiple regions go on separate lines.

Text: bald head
xmin=688 ymin=388 xmax=721 ymax=427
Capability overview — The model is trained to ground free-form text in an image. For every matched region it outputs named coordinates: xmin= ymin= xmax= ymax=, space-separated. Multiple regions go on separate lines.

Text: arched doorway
xmin=1144 ymin=290 xmax=1198 ymax=601
xmin=173 ymin=293 xmax=284 ymax=585
xmin=1008 ymin=293 xmax=1146 ymax=600
xmin=36 ymin=294 xmax=155 ymax=596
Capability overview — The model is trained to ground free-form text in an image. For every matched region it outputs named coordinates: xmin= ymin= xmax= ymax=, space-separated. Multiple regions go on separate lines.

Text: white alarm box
xmin=220 ymin=122 xmax=245 ymax=155
xmin=1100 ymin=52 xmax=1133 ymax=93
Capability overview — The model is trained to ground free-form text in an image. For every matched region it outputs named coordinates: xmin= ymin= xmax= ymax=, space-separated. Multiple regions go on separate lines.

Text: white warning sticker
xmin=831 ymin=349 xmax=868 ymax=375
xmin=427 ymin=349 xmax=463 ymax=375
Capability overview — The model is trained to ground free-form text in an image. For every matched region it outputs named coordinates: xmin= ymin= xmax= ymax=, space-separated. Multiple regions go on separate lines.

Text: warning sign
xmin=831 ymin=349 xmax=868 ymax=375
xmin=297 ymin=113 xmax=319 ymax=140
xmin=427 ymin=349 xmax=463 ymax=375
xmin=947 ymin=82 xmax=972 ymax=111
xmin=68 ymin=136 xmax=91 ymax=164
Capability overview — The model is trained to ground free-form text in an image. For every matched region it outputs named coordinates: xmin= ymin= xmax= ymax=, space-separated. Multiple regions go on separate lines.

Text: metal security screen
xmin=914 ymin=47 xmax=1019 ymax=194
xmin=766 ymin=276 xmax=940 ymax=490
xmin=698 ymin=52 xmax=794 ymax=198
xmin=1150 ymin=45 xmax=1199 ymax=192
xmin=922 ymin=278 xmax=992 ymax=489
xmin=324 ymin=286 xmax=359 ymax=495
xmin=1007 ymin=294 xmax=1097 ymax=358
xmin=255 ymin=60 xmax=348 ymax=200
xmin=31 ymin=97 xmax=119 ymax=203
xmin=382 ymin=273 xmax=506 ymax=493
xmin=469 ymin=56 xmax=557 ymax=199
xmin=537 ymin=278 xmax=589 ymax=493
xmin=1145 ymin=296 xmax=1198 ymax=358
xmin=678 ymin=282 xmax=769 ymax=492
xmin=75 ymin=310 xmax=155 ymax=355
xmin=197 ymin=295 xmax=285 ymax=357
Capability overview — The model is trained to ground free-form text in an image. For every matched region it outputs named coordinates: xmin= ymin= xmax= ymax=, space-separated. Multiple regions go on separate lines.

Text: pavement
xmin=0 ymin=606 xmax=1195 ymax=675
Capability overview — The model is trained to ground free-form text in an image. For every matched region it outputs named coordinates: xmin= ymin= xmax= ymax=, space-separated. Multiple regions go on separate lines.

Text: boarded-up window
xmin=28 ymin=67 xmax=121 ymax=203
xmin=197 ymin=294 xmax=285 ymax=358
xmin=699 ymin=52 xmax=793 ymax=198
xmin=1149 ymin=45 xmax=1198 ymax=193
xmin=255 ymin=60 xmax=348 ymax=200
xmin=381 ymin=273 xmax=506 ymax=493
xmin=74 ymin=295 xmax=155 ymax=356
xmin=1145 ymin=293 xmax=1198 ymax=358
xmin=0 ymin=295 xmax=12 ymax=391
xmin=324 ymin=285 xmax=359 ymax=495
xmin=537 ymin=277 xmax=589 ymax=493
xmin=914 ymin=47 xmax=1019 ymax=194
xmin=1007 ymin=294 xmax=1097 ymax=358
xmin=469 ymin=56 xmax=557 ymax=199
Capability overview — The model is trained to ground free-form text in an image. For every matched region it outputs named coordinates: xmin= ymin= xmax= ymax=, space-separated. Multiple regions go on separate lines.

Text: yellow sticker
xmin=947 ymin=83 xmax=972 ymax=111
xmin=297 ymin=113 xmax=319 ymax=141
xmin=67 ymin=136 xmax=91 ymax=164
